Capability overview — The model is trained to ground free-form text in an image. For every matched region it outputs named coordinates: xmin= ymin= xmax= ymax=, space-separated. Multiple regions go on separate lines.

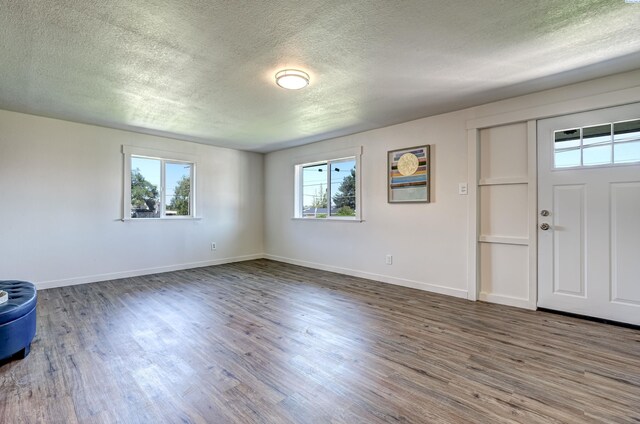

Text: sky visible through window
xmin=302 ymin=163 xmax=327 ymax=209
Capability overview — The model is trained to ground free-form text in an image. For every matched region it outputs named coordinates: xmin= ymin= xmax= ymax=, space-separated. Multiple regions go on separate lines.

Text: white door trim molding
xmin=466 ymin=129 xmax=479 ymax=301
xmin=526 ymin=120 xmax=538 ymax=309
xmin=466 ymin=86 xmax=640 ymax=130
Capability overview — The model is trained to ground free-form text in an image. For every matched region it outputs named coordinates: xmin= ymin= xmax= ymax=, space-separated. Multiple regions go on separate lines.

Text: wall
xmin=0 ymin=110 xmax=264 ymax=289
xmin=265 ymin=110 xmax=472 ymax=298
xmin=264 ymin=69 xmax=640 ymax=302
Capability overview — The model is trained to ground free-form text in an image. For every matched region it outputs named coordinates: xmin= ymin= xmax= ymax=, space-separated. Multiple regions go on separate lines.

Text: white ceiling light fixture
xmin=275 ymin=69 xmax=310 ymax=90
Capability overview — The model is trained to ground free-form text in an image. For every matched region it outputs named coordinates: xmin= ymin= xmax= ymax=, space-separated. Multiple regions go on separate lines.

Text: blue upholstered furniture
xmin=0 ymin=281 xmax=37 ymax=362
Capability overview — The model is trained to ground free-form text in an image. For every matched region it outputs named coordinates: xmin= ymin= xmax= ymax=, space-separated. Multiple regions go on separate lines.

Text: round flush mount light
xmin=275 ymin=69 xmax=310 ymax=90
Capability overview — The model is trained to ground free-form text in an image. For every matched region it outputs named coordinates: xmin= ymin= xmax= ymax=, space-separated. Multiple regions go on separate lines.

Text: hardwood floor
xmin=1 ymin=259 xmax=638 ymax=423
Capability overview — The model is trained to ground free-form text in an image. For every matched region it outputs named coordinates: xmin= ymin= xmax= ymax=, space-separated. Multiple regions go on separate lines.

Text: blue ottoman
xmin=0 ymin=281 xmax=37 ymax=362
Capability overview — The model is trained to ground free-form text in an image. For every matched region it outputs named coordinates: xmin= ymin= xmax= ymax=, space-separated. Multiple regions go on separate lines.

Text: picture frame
xmin=387 ymin=145 xmax=430 ymax=203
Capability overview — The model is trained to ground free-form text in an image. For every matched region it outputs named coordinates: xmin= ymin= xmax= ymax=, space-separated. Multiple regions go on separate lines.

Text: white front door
xmin=538 ymin=103 xmax=640 ymax=325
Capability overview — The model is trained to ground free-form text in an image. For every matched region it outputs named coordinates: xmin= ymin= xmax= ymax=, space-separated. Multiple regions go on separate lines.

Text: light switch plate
xmin=458 ymin=183 xmax=468 ymax=195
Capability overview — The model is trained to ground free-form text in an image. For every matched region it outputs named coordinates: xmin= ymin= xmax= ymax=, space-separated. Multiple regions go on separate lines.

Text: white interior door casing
xmin=537 ymin=103 xmax=640 ymax=325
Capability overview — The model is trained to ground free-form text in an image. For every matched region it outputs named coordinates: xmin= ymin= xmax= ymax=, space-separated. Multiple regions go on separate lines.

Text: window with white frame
xmin=553 ymin=118 xmax=640 ymax=169
xmin=123 ymin=146 xmax=197 ymax=219
xmin=294 ymin=147 xmax=361 ymax=220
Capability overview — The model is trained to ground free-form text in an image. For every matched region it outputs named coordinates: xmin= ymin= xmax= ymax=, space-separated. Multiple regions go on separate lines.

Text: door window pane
xmin=614 ymin=141 xmax=640 ymax=164
xmin=583 ymin=145 xmax=612 ymax=166
xmin=555 ymin=149 xmax=581 ymax=168
xmin=554 ymin=129 xmax=580 ymax=150
xmin=582 ymin=124 xmax=611 ymax=146
xmin=614 ymin=119 xmax=640 ymax=143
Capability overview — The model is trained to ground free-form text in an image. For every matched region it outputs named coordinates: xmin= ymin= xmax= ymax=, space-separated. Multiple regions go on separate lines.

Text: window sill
xmin=291 ymin=217 xmax=364 ymax=223
xmin=121 ymin=217 xmax=202 ymax=222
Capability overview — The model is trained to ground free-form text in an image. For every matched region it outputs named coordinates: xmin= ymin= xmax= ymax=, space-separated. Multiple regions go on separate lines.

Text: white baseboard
xmin=479 ymin=292 xmax=536 ymax=310
xmin=264 ymin=254 xmax=468 ymax=300
xmin=35 ymin=253 xmax=265 ymax=290
xmin=36 ymin=253 xmax=471 ymax=303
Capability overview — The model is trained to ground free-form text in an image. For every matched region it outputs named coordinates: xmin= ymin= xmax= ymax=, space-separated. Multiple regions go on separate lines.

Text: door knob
xmin=540 ymin=223 xmax=550 ymax=231
xmin=540 ymin=210 xmax=550 ymax=217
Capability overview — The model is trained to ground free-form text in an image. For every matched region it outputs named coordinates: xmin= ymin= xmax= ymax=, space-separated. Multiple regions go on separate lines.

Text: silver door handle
xmin=540 ymin=223 xmax=550 ymax=231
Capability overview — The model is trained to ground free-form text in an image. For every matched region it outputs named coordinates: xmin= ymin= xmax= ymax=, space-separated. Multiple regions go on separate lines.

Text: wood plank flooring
xmin=1 ymin=259 xmax=639 ymax=423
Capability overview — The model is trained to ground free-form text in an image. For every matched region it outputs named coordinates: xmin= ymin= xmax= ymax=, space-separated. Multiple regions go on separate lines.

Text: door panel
xmin=538 ymin=103 xmax=640 ymax=325
xmin=611 ymin=182 xmax=640 ymax=306
xmin=480 ymin=184 xmax=529 ymax=238
xmin=552 ymin=185 xmax=585 ymax=297
xmin=480 ymin=243 xmax=529 ymax=300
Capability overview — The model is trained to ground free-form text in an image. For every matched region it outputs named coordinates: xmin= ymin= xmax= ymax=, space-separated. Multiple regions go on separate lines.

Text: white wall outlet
xmin=385 ymin=255 xmax=393 ymax=265
xmin=211 ymin=242 xmax=217 ymax=251
xmin=458 ymin=183 xmax=468 ymax=195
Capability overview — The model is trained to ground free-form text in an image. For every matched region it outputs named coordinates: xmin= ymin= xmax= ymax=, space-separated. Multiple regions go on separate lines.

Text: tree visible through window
xmin=131 ymin=169 xmax=159 ymax=214
xmin=167 ymin=175 xmax=191 ymax=216
xmin=332 ymin=166 xmax=356 ymax=216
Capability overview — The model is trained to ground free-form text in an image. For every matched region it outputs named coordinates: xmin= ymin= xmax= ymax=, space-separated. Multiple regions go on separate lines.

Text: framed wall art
xmin=387 ymin=145 xmax=430 ymax=203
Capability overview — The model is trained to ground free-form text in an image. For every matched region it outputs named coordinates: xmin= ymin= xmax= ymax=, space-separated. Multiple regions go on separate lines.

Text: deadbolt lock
xmin=540 ymin=210 xmax=550 ymax=217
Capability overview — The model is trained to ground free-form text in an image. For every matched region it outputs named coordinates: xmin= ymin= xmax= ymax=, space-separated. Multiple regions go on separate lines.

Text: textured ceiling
xmin=1 ymin=1 xmax=640 ymax=152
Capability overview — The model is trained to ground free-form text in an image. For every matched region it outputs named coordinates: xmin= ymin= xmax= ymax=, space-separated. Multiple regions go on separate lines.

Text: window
xmin=554 ymin=118 xmax=640 ymax=169
xmin=294 ymin=147 xmax=361 ymax=220
xmin=123 ymin=146 xmax=197 ymax=219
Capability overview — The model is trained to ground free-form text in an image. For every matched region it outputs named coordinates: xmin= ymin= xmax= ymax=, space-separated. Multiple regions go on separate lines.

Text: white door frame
xmin=526 ymin=121 xmax=539 ymax=309
xmin=465 ymin=82 xmax=640 ymax=308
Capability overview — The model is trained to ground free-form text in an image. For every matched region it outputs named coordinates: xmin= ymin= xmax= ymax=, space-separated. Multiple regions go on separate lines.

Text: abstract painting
xmin=388 ymin=145 xmax=430 ymax=203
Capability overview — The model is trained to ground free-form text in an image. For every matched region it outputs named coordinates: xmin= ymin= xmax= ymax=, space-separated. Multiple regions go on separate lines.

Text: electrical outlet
xmin=385 ymin=255 xmax=393 ymax=265
xmin=211 ymin=242 xmax=217 ymax=251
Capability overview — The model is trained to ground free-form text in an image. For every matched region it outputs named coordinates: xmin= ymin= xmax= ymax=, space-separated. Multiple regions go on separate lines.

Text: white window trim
xmin=122 ymin=145 xmax=199 ymax=221
xmin=293 ymin=146 xmax=362 ymax=221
